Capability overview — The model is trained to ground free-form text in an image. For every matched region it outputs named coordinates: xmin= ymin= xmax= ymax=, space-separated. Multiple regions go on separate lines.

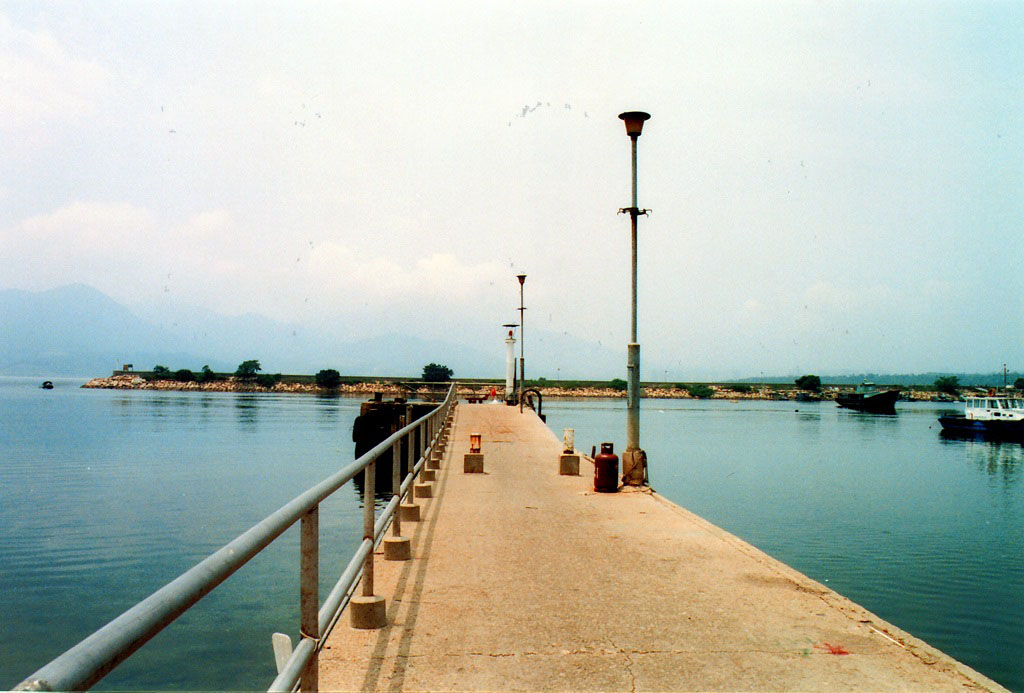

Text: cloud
xmin=2 ymin=202 xmax=232 ymax=303
xmin=304 ymin=243 xmax=504 ymax=309
xmin=1 ymin=201 xmax=509 ymax=339
xmin=0 ymin=12 xmax=109 ymax=139
xmin=14 ymin=201 xmax=155 ymax=246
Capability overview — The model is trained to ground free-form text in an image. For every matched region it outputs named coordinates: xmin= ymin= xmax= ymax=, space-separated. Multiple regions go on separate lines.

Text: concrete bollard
xmin=414 ymin=482 xmax=433 ymax=498
xmin=559 ymin=454 xmax=580 ymax=476
xmin=422 ymin=468 xmax=436 ymax=482
xmin=350 ymin=595 xmax=387 ymax=629
xmin=464 ymin=453 xmax=484 ymax=473
xmin=383 ymin=536 xmax=411 ymax=561
xmin=400 ymin=503 xmax=421 ymax=522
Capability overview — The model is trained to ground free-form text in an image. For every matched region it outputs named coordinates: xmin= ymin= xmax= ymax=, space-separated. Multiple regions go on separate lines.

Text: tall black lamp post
xmin=618 ymin=110 xmax=650 ymax=486
xmin=516 ymin=274 xmax=526 ymax=412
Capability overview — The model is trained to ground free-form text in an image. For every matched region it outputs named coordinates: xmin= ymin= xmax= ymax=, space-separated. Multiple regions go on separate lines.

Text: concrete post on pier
xmin=464 ymin=432 xmax=484 ymax=473
xmin=350 ymin=460 xmax=386 ymax=629
xmin=559 ymin=428 xmax=580 ymax=476
xmin=414 ymin=420 xmax=433 ymax=499
xmin=384 ymin=439 xmax=411 ymax=561
xmin=400 ymin=422 xmax=420 ymax=522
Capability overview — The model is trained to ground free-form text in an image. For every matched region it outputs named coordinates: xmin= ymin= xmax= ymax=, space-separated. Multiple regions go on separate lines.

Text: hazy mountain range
xmin=2 ymin=284 xmax=1016 ymax=386
xmin=0 ymin=284 xmax=627 ymax=378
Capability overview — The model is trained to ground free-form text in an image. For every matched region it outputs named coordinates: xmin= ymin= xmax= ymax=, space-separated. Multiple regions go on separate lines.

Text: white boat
xmin=938 ymin=391 xmax=1024 ymax=438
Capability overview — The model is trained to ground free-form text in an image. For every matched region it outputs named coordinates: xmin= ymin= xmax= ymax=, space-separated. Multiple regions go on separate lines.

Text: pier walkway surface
xmin=319 ymin=403 xmax=1006 ymax=691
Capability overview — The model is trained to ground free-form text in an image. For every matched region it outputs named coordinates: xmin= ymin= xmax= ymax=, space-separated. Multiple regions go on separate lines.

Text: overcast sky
xmin=2 ymin=1 xmax=1022 ymax=378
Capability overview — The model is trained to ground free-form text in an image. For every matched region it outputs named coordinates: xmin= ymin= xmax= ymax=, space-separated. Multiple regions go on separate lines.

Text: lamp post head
xmin=618 ymin=111 xmax=651 ymax=138
xmin=516 ymin=273 xmax=527 ymax=286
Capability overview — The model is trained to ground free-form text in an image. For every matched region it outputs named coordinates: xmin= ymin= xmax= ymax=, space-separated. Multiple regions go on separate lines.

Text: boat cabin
xmin=964 ymin=395 xmax=1024 ymax=421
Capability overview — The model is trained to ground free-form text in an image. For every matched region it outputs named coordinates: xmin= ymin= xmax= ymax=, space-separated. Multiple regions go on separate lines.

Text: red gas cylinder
xmin=593 ymin=442 xmax=619 ymax=493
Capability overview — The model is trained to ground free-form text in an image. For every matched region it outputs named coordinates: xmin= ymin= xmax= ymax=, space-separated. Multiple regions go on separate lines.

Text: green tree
xmin=935 ymin=375 xmax=960 ymax=395
xmin=686 ymin=383 xmax=714 ymax=399
xmin=609 ymin=378 xmax=627 ymax=391
xmin=174 ymin=368 xmax=196 ymax=382
xmin=235 ymin=360 xmax=261 ymax=380
xmin=152 ymin=365 xmax=172 ymax=379
xmin=795 ymin=374 xmax=821 ymax=392
xmin=732 ymin=384 xmax=752 ymax=394
xmin=422 ymin=363 xmax=453 ymax=382
xmin=198 ymin=365 xmax=217 ymax=383
xmin=1014 ymin=377 xmax=1024 ymax=390
xmin=316 ymin=368 xmax=342 ymax=389
xmin=256 ymin=373 xmax=280 ymax=388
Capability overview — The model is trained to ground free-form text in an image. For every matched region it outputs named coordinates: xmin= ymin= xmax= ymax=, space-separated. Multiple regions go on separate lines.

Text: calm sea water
xmin=0 ymin=377 xmax=373 ymax=691
xmin=2 ymin=381 xmax=1022 ymax=691
xmin=544 ymin=397 xmax=1024 ymax=692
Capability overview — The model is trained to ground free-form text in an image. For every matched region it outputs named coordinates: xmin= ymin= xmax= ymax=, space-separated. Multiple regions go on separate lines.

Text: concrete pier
xmin=319 ymin=403 xmax=1006 ymax=691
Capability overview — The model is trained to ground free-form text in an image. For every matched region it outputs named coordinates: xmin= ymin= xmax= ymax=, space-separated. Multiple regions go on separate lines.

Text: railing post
xmin=401 ymin=426 xmax=421 ymax=523
xmin=363 ymin=460 xmax=375 ymax=597
xmin=350 ymin=460 xmax=386 ymax=628
xmin=384 ymin=439 xmax=411 ymax=561
xmin=299 ymin=507 xmax=318 ymax=692
xmin=391 ymin=440 xmax=401 ymax=538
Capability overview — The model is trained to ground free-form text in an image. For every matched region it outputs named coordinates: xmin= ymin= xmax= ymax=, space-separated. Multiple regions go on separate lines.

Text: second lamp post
xmin=517 ymin=273 xmax=526 ymax=412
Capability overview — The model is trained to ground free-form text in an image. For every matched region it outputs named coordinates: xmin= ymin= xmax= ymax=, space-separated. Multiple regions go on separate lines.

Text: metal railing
xmin=16 ymin=384 xmax=458 ymax=692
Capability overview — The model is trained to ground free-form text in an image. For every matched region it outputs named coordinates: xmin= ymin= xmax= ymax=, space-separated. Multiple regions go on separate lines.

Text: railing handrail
xmin=16 ymin=384 xmax=458 ymax=692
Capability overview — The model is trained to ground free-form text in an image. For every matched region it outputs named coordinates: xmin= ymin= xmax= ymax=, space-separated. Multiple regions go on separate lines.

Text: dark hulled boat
xmin=835 ymin=382 xmax=899 ymax=413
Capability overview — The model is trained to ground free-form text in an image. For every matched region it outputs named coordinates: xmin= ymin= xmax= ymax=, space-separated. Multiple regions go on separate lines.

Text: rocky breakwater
xmin=82 ymin=374 xmax=407 ymax=395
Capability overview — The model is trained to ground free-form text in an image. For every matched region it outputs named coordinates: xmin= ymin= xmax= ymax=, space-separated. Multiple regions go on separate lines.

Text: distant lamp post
xmin=618 ymin=110 xmax=651 ymax=486
xmin=516 ymin=274 xmax=527 ymax=413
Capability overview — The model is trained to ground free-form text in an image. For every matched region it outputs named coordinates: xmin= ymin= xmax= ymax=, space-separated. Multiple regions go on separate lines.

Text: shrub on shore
xmin=609 ymin=378 xmax=627 ymax=391
xmin=256 ymin=373 xmax=281 ymax=388
xmin=174 ymin=369 xmax=196 ymax=382
xmin=685 ymin=383 xmax=714 ymax=399
xmin=315 ymin=369 xmax=342 ymax=389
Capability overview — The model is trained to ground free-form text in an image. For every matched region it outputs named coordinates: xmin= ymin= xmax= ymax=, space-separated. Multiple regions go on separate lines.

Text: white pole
xmin=505 ymin=331 xmax=516 ymax=399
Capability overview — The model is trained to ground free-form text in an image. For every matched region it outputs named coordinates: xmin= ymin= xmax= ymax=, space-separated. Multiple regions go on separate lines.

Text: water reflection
xmin=794 ymin=407 xmax=822 ymax=424
xmin=314 ymin=394 xmax=340 ymax=427
xmin=940 ymin=435 xmax=1023 ymax=488
xmin=234 ymin=394 xmax=260 ymax=431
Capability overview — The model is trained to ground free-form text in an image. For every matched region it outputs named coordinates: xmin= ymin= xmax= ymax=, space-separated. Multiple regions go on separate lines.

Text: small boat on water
xmin=40 ymin=380 xmax=53 ymax=390
xmin=938 ymin=392 xmax=1024 ymax=439
xmin=795 ymin=392 xmax=822 ymax=402
xmin=835 ymin=382 xmax=899 ymax=413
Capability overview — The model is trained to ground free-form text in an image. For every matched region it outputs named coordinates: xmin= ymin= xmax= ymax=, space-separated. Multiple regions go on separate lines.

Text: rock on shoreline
xmin=82 ymin=375 xmax=945 ymax=401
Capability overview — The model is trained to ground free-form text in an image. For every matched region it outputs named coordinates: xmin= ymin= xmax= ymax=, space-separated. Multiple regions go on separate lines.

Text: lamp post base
xmin=621 ymin=448 xmax=648 ymax=486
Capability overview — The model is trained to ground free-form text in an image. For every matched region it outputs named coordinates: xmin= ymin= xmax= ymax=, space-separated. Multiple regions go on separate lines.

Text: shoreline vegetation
xmin=83 ymin=372 xmax=959 ymax=401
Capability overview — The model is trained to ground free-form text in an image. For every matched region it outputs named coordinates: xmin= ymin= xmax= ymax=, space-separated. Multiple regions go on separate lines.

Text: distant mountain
xmin=0 ymin=284 xmax=622 ymax=379
xmin=0 ymin=284 xmax=208 ymax=376
xmin=7 ymin=285 xmax=1008 ymax=384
